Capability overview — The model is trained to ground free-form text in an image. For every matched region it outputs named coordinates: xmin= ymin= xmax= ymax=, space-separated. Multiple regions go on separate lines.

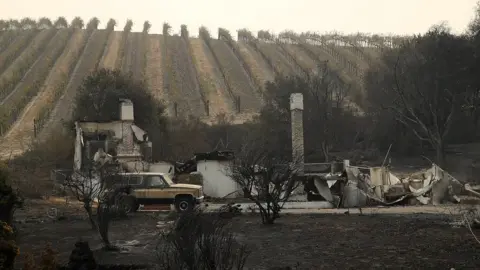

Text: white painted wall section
xmin=196 ymin=160 xmax=242 ymax=198
xmin=149 ymin=162 xmax=175 ymax=179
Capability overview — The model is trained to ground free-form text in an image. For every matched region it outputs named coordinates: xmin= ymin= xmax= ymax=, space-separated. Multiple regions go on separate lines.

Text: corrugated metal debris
xmin=344 ymin=164 xmax=463 ymax=207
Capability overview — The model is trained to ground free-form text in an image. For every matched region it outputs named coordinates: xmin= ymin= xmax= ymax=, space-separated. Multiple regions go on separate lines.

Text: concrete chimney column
xmin=290 ymin=93 xmax=304 ymax=176
xmin=117 ymin=99 xmax=135 ymax=154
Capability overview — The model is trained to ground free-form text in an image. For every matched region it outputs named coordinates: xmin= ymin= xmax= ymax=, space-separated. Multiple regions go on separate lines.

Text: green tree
xmin=73 ymin=69 xmax=168 ymax=159
xmin=468 ymin=1 xmax=480 ymax=36
xmin=70 ymin=17 xmax=84 ymax=29
xmin=106 ymin=18 xmax=116 ymax=31
xmin=37 ymin=17 xmax=53 ymax=29
xmin=20 ymin=17 xmax=36 ymax=29
xmin=124 ymin=19 xmax=133 ymax=32
xmin=143 ymin=20 xmax=151 ymax=34
xmin=86 ymin=17 xmax=100 ymax=30
xmin=0 ymin=165 xmax=22 ymax=225
xmin=180 ymin=24 xmax=188 ymax=38
xmin=0 ymin=20 xmax=8 ymax=31
xmin=53 ymin=17 xmax=68 ymax=28
xmin=8 ymin=20 xmax=20 ymax=30
xmin=162 ymin=22 xmax=171 ymax=36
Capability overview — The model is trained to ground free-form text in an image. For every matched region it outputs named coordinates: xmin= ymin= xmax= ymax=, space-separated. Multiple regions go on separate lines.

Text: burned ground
xmin=236 ymin=214 xmax=479 ymax=269
xmin=13 ymin=207 xmax=480 ymax=269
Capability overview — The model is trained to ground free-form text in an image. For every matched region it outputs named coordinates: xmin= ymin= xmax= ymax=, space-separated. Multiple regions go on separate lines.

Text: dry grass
xmin=336 ymin=45 xmax=371 ymax=71
xmin=0 ymin=30 xmax=51 ymax=82
xmin=305 ymin=44 xmax=353 ymax=84
xmin=145 ymin=34 xmax=167 ymax=107
xmin=165 ymin=36 xmax=190 ymax=116
xmin=39 ymin=30 xmax=109 ymax=138
xmin=99 ymin=31 xmax=122 ymax=70
xmin=131 ymin=32 xmax=147 ymax=82
xmin=200 ymin=112 xmax=258 ymax=125
xmin=210 ymin=39 xmax=261 ymax=113
xmin=237 ymin=41 xmax=273 ymax=92
xmin=168 ymin=36 xmax=204 ymax=116
xmin=284 ymin=44 xmax=317 ymax=70
xmin=0 ymin=30 xmax=86 ymax=159
xmin=0 ymin=31 xmax=15 ymax=54
xmin=0 ymin=30 xmax=36 ymax=74
xmin=257 ymin=42 xmax=295 ymax=76
xmin=189 ymin=38 xmax=231 ymax=116
xmin=120 ymin=32 xmax=135 ymax=74
xmin=364 ymin=47 xmax=382 ymax=60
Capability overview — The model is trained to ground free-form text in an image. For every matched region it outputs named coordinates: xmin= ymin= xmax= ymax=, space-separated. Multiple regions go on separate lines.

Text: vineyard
xmin=0 ymin=17 xmax=407 ymax=158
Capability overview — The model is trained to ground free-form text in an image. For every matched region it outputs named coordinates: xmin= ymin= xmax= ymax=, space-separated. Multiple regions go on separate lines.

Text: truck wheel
xmin=175 ymin=196 xmax=193 ymax=212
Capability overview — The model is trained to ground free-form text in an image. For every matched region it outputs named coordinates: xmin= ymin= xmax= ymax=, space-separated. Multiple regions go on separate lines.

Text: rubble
xmin=344 ymin=163 xmax=464 ymax=207
xmin=303 ymin=160 xmax=466 ymax=208
xmin=463 ymin=184 xmax=480 ymax=230
xmin=287 ymin=92 xmax=469 ymax=209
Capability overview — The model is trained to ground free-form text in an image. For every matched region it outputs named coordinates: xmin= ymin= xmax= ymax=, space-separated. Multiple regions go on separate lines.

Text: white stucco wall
xmin=149 ymin=162 xmax=175 ymax=179
xmin=196 ymin=160 xmax=242 ymax=198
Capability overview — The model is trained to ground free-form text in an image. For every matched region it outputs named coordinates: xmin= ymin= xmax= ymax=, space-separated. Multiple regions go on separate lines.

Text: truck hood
xmin=170 ymin=183 xmax=202 ymax=189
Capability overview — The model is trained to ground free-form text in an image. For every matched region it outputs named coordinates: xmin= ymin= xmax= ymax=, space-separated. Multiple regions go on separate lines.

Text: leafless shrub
xmin=156 ymin=208 xmax=250 ymax=269
xmin=95 ymin=181 xmax=131 ymax=251
xmin=96 ymin=202 xmax=113 ymax=248
xmin=229 ymin=138 xmax=301 ymax=224
xmin=449 ymin=202 xmax=480 ymax=245
xmin=462 ymin=206 xmax=480 ymax=244
xmin=62 ymin=159 xmax=120 ymax=230
xmin=63 ymin=169 xmax=103 ymax=229
xmin=96 ymin=191 xmax=127 ymax=251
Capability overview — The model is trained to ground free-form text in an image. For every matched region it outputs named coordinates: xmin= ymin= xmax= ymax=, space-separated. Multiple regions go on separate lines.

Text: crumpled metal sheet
xmin=408 ymin=164 xmax=461 ymax=205
xmin=131 ymin=124 xmax=147 ymax=141
xmin=343 ymin=167 xmax=368 ymax=207
xmin=343 ymin=163 xmax=461 ymax=207
xmin=465 ymin=183 xmax=480 ymax=198
xmin=313 ymin=177 xmax=333 ymax=202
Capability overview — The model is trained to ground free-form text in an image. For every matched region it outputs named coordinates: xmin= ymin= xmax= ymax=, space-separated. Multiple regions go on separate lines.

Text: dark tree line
xmin=364 ymin=23 xmax=480 ymax=167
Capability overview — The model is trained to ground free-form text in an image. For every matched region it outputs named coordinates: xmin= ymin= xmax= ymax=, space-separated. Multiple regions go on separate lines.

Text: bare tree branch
xmin=228 ymin=137 xmax=301 ymax=224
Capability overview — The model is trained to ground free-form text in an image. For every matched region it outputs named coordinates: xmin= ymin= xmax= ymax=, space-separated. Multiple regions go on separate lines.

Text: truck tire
xmin=175 ymin=196 xmax=194 ymax=212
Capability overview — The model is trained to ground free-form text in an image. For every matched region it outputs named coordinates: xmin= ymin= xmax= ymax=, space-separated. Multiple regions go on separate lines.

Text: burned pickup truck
xmin=104 ymin=172 xmax=204 ymax=212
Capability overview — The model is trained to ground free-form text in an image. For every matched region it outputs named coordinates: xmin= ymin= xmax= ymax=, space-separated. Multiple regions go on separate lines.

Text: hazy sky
xmin=1 ymin=0 xmax=478 ymax=36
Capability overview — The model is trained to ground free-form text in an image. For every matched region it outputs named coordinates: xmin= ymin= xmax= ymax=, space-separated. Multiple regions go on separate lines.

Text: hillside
xmin=0 ymin=23 xmax=388 ymax=158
